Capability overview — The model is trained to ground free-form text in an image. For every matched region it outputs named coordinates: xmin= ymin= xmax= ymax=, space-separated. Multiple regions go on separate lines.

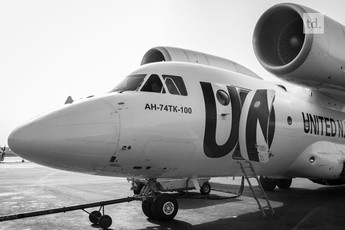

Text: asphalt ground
xmin=1 ymin=157 xmax=345 ymax=230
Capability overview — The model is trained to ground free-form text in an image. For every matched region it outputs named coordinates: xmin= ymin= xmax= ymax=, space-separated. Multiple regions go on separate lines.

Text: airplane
xmin=6 ymin=2 xmax=345 ymax=229
xmin=0 ymin=146 xmax=22 ymax=162
xmin=0 ymin=146 xmax=5 ymax=162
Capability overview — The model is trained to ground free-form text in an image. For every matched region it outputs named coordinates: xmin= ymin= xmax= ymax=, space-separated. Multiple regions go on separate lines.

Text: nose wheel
xmin=142 ymin=198 xmax=154 ymax=219
xmin=142 ymin=193 xmax=178 ymax=221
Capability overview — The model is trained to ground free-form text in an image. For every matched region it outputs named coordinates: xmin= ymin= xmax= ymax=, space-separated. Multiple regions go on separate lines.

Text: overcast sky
xmin=1 ymin=0 xmax=344 ymax=145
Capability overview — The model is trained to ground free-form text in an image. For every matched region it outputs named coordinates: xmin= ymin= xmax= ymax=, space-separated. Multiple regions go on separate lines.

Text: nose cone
xmin=8 ymin=96 xmax=120 ymax=173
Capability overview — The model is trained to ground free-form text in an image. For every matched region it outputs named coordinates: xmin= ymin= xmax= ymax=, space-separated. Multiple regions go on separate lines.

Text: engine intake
xmin=141 ymin=46 xmax=261 ymax=79
xmin=253 ymin=3 xmax=345 ymax=94
xmin=253 ymin=4 xmax=311 ymax=71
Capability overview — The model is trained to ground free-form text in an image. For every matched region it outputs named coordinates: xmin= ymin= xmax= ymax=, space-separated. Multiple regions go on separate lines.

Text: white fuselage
xmin=8 ymin=62 xmax=345 ymax=181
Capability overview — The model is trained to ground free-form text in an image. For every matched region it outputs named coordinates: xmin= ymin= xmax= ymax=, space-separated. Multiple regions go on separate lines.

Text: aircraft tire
xmin=200 ymin=182 xmax=211 ymax=195
xmin=276 ymin=179 xmax=292 ymax=189
xmin=259 ymin=176 xmax=277 ymax=191
xmin=98 ymin=215 xmax=112 ymax=229
xmin=142 ymin=198 xmax=154 ymax=219
xmin=151 ymin=194 xmax=178 ymax=221
xmin=89 ymin=210 xmax=101 ymax=224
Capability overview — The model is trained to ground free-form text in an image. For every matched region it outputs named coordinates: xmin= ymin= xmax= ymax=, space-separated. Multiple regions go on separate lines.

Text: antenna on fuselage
xmin=64 ymin=96 xmax=74 ymax=104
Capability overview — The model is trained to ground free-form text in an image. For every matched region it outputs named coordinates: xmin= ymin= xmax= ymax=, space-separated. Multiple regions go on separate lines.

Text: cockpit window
xmin=140 ymin=74 xmax=165 ymax=93
xmin=162 ymin=75 xmax=188 ymax=96
xmin=165 ymin=78 xmax=179 ymax=95
xmin=110 ymin=74 xmax=146 ymax=93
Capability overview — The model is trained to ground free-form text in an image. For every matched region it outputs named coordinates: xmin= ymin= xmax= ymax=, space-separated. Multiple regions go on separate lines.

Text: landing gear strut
xmin=131 ymin=177 xmax=212 ymax=221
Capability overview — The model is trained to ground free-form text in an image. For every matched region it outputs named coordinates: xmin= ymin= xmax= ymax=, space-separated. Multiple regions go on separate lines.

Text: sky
xmin=1 ymin=0 xmax=345 ymax=145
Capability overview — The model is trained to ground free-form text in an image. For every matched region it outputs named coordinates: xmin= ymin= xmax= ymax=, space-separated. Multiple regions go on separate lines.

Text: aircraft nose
xmin=8 ymin=96 xmax=120 ymax=173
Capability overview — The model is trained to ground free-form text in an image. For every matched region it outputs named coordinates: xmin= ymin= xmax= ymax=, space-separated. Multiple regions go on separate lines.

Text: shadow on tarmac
xmin=137 ymin=183 xmax=345 ymax=230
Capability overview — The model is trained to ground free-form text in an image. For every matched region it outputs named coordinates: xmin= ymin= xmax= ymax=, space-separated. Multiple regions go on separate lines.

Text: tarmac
xmin=1 ymin=157 xmax=345 ymax=230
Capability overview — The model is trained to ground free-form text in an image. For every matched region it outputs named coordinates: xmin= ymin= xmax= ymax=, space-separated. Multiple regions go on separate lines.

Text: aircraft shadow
xmin=176 ymin=193 xmax=242 ymax=210
xmin=139 ymin=183 xmax=345 ymax=230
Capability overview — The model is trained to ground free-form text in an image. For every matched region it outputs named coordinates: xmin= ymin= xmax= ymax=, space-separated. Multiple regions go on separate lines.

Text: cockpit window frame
xmin=111 ymin=73 xmax=188 ymax=96
xmin=164 ymin=77 xmax=180 ymax=95
xmin=140 ymin=74 xmax=166 ymax=94
xmin=109 ymin=74 xmax=147 ymax=93
xmin=162 ymin=75 xmax=188 ymax=96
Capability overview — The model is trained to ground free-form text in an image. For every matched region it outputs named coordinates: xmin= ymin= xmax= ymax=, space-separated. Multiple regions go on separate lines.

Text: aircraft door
xmin=101 ymin=107 xmax=121 ymax=173
xmin=238 ymin=89 xmax=276 ymax=163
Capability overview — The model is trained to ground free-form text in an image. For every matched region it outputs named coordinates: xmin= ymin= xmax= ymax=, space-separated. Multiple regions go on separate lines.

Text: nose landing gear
xmin=136 ymin=179 xmax=179 ymax=221
xmin=142 ymin=193 xmax=178 ymax=221
xmin=129 ymin=177 xmax=213 ymax=222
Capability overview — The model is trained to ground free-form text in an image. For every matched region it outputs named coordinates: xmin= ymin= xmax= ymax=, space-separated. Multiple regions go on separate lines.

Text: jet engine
xmin=141 ymin=46 xmax=261 ymax=79
xmin=253 ymin=3 xmax=345 ymax=95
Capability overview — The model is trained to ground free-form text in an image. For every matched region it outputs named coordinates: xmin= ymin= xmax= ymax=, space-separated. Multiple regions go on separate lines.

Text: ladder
xmin=237 ymin=161 xmax=274 ymax=218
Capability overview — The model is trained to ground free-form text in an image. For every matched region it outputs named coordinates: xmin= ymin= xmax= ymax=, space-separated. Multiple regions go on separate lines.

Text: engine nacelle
xmin=253 ymin=3 xmax=345 ymax=94
xmin=141 ymin=46 xmax=261 ymax=79
xmin=287 ymin=142 xmax=345 ymax=180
